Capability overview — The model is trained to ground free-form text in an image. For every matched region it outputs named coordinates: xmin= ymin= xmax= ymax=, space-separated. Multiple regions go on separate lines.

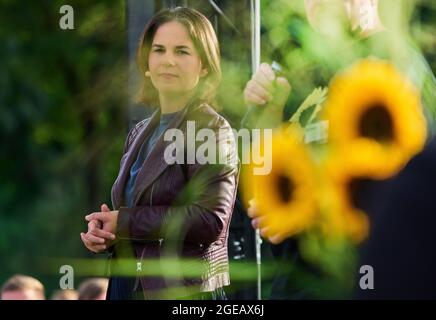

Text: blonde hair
xmin=1 ymin=274 xmax=45 ymax=299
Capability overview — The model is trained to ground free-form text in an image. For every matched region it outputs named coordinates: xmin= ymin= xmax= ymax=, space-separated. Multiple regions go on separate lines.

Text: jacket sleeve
xmin=115 ymin=118 xmax=239 ymax=245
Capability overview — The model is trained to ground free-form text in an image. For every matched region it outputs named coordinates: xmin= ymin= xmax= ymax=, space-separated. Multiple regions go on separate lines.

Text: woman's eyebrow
xmin=151 ymin=44 xmax=192 ymax=50
xmin=175 ymin=45 xmax=191 ymax=50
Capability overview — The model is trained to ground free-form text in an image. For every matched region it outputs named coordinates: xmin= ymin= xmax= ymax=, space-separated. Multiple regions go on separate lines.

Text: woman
xmin=80 ymin=7 xmax=239 ymax=300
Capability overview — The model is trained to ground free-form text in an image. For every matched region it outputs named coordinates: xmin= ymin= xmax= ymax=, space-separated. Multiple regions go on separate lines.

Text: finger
xmin=88 ymin=220 xmax=102 ymax=231
xmin=252 ymin=74 xmax=274 ymax=93
xmin=85 ymin=213 xmax=95 ymax=221
xmin=246 ymin=79 xmax=273 ymax=99
xmin=247 ymin=206 xmax=258 ymax=218
xmin=84 ymin=232 xmax=105 ymax=245
xmin=256 ymin=216 xmax=267 ymax=227
xmin=84 ymin=232 xmax=105 ymax=244
xmin=259 ymin=226 xmax=287 ymax=244
xmin=82 ymin=234 xmax=106 ymax=251
xmin=80 ymin=232 xmax=89 ymax=245
xmin=101 ymin=204 xmax=110 ymax=212
xmin=248 ymin=82 xmax=273 ymax=101
xmin=269 ymin=233 xmax=287 ymax=244
xmin=251 ymin=217 xmax=260 ymax=229
xmin=80 ymin=233 xmax=95 ymax=249
xmin=247 ymin=200 xmax=258 ymax=218
xmin=276 ymin=77 xmax=291 ymax=90
xmin=258 ymin=63 xmax=275 ymax=82
xmin=244 ymin=88 xmax=268 ymax=106
xmin=85 ymin=212 xmax=102 ymax=222
xmin=275 ymin=77 xmax=292 ymax=106
xmin=91 ymin=228 xmax=116 ymax=240
xmin=251 ymin=76 xmax=274 ymax=96
xmin=245 ymin=92 xmax=266 ymax=106
xmin=90 ymin=245 xmax=107 ymax=253
xmin=259 ymin=225 xmax=274 ymax=239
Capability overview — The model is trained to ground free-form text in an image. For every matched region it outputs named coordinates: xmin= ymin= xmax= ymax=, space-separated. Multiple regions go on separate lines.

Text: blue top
xmin=123 ymin=110 xmax=183 ymax=208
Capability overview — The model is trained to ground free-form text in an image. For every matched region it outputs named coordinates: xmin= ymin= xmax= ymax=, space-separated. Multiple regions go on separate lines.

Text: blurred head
xmin=1 ymin=274 xmax=45 ymax=300
xmin=136 ymin=7 xmax=221 ymax=107
xmin=50 ymin=289 xmax=78 ymax=300
xmin=304 ymin=0 xmax=380 ymax=34
xmin=343 ymin=0 xmax=380 ymax=31
xmin=77 ymin=278 xmax=108 ymax=300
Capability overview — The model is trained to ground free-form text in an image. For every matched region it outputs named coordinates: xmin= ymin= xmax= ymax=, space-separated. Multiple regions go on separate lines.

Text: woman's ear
xmin=200 ymin=68 xmax=209 ymax=78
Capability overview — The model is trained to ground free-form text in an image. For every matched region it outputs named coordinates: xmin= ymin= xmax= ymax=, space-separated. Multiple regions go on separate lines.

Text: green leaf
xmin=289 ymin=87 xmax=328 ymax=125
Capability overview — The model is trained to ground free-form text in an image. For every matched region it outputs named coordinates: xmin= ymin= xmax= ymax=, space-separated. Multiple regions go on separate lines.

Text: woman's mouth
xmin=159 ymin=73 xmax=179 ymax=79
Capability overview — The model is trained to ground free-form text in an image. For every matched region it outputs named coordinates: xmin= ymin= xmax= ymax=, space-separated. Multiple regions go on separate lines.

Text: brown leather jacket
xmin=109 ymin=102 xmax=239 ymax=299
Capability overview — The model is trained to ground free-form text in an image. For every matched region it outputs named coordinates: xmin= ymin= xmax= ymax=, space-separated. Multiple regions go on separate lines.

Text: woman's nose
xmin=163 ymin=52 xmax=176 ymax=66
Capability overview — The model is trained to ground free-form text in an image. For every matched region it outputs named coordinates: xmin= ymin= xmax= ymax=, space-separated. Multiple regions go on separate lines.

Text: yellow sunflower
xmin=241 ymin=125 xmax=318 ymax=239
xmin=323 ymin=59 xmax=427 ymax=179
xmin=318 ymin=159 xmax=370 ymax=243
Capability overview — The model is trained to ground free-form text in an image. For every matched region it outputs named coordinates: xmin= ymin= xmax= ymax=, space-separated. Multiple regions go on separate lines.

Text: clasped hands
xmin=80 ymin=204 xmax=119 ymax=253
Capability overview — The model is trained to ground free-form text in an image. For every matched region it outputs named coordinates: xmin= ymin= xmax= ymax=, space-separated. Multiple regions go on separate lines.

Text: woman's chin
xmin=158 ymin=87 xmax=196 ymax=98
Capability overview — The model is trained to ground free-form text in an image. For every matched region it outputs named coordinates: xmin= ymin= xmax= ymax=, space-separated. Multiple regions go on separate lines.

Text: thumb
xmin=101 ymin=204 xmax=110 ymax=212
xmin=275 ymin=77 xmax=291 ymax=107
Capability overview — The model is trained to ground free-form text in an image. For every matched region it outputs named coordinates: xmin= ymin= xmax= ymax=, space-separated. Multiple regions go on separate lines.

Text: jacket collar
xmin=131 ymin=105 xmax=189 ymax=205
xmin=115 ymin=100 xmax=203 ymax=207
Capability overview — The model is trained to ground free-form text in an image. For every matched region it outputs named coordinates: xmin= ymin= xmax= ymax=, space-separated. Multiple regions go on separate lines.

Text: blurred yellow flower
xmin=323 ymin=59 xmax=427 ymax=179
xmin=319 ymin=162 xmax=370 ymax=243
xmin=242 ymin=125 xmax=318 ymax=239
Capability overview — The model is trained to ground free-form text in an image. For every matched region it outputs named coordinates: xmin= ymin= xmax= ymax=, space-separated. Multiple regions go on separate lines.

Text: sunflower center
xmin=358 ymin=104 xmax=393 ymax=142
xmin=276 ymin=175 xmax=294 ymax=203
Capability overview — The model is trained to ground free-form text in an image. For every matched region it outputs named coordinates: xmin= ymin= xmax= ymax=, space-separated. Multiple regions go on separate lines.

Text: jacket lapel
xmin=132 ymin=105 xmax=191 ymax=206
xmin=112 ymin=110 xmax=160 ymax=208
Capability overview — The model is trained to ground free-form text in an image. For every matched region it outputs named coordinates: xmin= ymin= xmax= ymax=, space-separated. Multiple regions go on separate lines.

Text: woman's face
xmin=148 ymin=21 xmax=208 ymax=99
xmin=343 ymin=0 xmax=367 ymax=31
xmin=305 ymin=0 xmax=349 ymax=35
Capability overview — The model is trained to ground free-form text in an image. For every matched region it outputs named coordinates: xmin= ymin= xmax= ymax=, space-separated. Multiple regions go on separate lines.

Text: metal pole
xmin=251 ymin=0 xmax=262 ymax=301
xmin=251 ymin=0 xmax=260 ymax=73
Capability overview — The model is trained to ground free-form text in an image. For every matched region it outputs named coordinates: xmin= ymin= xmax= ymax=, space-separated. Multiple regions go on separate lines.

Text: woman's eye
xmin=153 ymin=48 xmax=164 ymax=53
xmin=177 ymin=50 xmax=189 ymax=55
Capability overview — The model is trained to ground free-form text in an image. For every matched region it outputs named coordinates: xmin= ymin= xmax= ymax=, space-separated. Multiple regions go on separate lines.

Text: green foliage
xmin=0 ymin=1 xmax=126 ymax=295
